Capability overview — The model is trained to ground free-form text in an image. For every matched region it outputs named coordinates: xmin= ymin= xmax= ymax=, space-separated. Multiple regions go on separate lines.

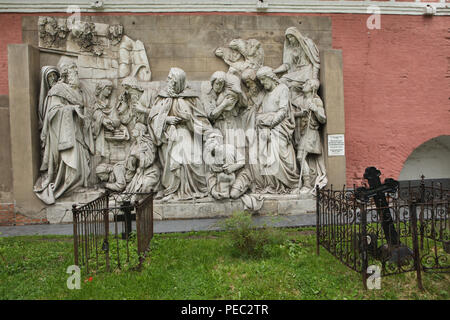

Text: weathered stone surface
xmin=8 ymin=44 xmax=45 ymax=215
xmin=152 ymin=197 xmax=315 ymax=220
xmin=9 ymin=16 xmax=345 ymax=222
xmin=0 ymin=99 xmax=13 ymax=201
xmin=320 ymin=49 xmax=346 ymax=190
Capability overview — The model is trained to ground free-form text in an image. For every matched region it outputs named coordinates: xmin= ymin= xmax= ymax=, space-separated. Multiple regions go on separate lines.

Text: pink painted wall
xmin=331 ymin=14 xmax=449 ymax=186
xmin=0 ymin=12 xmax=448 ymax=188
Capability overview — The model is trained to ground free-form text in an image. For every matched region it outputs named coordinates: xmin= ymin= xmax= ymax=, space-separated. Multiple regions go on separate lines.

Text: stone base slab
xmin=44 ymin=190 xmax=316 ymax=224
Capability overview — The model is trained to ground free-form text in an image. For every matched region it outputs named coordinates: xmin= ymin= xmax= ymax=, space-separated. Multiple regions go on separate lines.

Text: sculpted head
xmin=121 ymin=76 xmax=144 ymax=102
xmin=210 ymin=71 xmax=227 ymax=94
xmin=167 ymin=67 xmax=187 ymax=96
xmin=96 ymin=163 xmax=112 ymax=182
xmin=303 ymin=79 xmax=320 ymax=94
xmin=46 ymin=68 xmax=60 ymax=88
xmin=204 ymin=129 xmax=224 ymax=165
xmin=132 ymin=122 xmax=147 ymax=138
xmin=241 ymin=68 xmax=258 ymax=89
xmin=95 ymin=80 xmax=113 ymax=99
xmin=60 ymin=63 xmax=80 ymax=88
xmin=245 ymin=39 xmax=262 ymax=57
xmin=285 ymin=27 xmax=302 ymax=47
xmin=256 ymin=66 xmax=279 ymax=91
xmin=108 ymin=24 xmax=124 ymax=43
xmin=229 ymin=39 xmax=247 ymax=55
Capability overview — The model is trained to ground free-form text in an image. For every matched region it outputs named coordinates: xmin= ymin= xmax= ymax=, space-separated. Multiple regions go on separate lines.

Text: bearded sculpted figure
xmin=116 ymin=77 xmax=149 ymax=139
xmin=34 ymin=63 xmax=94 ymax=204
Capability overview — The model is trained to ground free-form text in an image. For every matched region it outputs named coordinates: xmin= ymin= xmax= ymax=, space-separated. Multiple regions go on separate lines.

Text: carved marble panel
xmin=35 ymin=17 xmax=327 ymax=211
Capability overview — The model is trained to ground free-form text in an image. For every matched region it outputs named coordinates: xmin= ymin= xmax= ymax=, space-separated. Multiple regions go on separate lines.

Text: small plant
xmin=0 ymin=232 xmax=5 ymax=263
xmin=219 ymin=211 xmax=286 ymax=258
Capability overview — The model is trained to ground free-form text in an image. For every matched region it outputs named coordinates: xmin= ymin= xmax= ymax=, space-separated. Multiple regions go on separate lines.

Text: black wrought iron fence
xmin=72 ymin=191 xmax=154 ymax=274
xmin=316 ymin=179 xmax=449 ymax=290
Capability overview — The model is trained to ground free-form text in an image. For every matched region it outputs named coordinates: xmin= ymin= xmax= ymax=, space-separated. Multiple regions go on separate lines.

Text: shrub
xmin=219 ymin=211 xmax=287 ymax=258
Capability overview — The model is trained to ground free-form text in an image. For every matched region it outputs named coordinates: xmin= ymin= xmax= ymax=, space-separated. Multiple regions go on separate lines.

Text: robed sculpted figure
xmin=295 ymin=79 xmax=327 ymax=193
xmin=274 ymin=27 xmax=320 ymax=88
xmin=149 ymin=68 xmax=212 ymax=200
xmin=255 ymin=66 xmax=299 ymax=193
xmin=38 ymin=66 xmax=60 ymax=131
xmin=34 ymin=63 xmax=94 ymax=204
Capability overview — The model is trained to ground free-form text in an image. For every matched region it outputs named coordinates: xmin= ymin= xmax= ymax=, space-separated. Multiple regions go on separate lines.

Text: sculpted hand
xmin=166 ymin=116 xmax=182 ymax=125
xmin=256 ymin=116 xmax=269 ymax=128
xmin=211 ymin=165 xmax=223 ymax=174
xmin=104 ymin=119 xmax=114 ymax=131
xmin=223 ymin=164 xmax=237 ymax=174
xmin=307 ymin=102 xmax=317 ymax=113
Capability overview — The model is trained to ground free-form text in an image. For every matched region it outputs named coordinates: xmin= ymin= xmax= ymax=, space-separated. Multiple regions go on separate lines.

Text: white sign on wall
xmin=328 ymin=134 xmax=345 ymax=156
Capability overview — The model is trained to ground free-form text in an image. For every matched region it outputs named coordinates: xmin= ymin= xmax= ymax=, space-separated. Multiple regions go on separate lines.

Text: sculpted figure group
xmin=34 ymin=26 xmax=327 ymax=207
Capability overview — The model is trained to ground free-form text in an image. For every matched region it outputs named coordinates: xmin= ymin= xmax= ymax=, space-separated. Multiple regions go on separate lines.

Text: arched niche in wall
xmin=399 ymin=135 xmax=450 ymax=182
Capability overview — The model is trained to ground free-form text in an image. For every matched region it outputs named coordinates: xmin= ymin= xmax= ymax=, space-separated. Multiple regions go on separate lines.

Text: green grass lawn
xmin=0 ymin=228 xmax=448 ymax=300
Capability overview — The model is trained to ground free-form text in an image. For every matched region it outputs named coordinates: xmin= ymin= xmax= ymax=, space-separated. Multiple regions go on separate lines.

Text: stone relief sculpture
xmin=38 ymin=66 xmax=60 ymax=131
xmin=295 ymin=79 xmax=327 ymax=193
xmin=71 ymin=21 xmax=104 ymax=56
xmin=148 ymin=67 xmax=212 ymax=201
xmin=92 ymin=80 xmax=126 ymax=162
xmin=34 ymin=62 xmax=95 ymax=204
xmin=119 ymin=36 xmax=152 ymax=81
xmin=96 ymin=162 xmax=127 ymax=192
xmin=272 ymin=26 xmax=325 ymax=194
xmin=107 ymin=24 xmax=124 ymax=46
xmin=255 ymin=66 xmax=299 ymax=193
xmin=34 ymin=18 xmax=327 ymax=211
xmin=38 ymin=16 xmax=69 ymax=48
xmin=215 ymin=38 xmax=264 ymax=75
xmin=116 ymin=77 xmax=146 ymax=136
xmin=274 ymin=27 xmax=320 ymax=88
xmin=124 ymin=123 xmax=160 ymax=196
xmin=206 ymin=71 xmax=247 ymax=146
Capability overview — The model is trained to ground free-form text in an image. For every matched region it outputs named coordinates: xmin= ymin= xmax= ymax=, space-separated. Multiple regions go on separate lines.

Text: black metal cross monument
xmin=355 ymin=167 xmax=400 ymax=246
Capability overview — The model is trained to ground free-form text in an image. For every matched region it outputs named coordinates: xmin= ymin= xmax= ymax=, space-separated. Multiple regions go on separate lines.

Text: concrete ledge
xmin=44 ymin=192 xmax=316 ymax=224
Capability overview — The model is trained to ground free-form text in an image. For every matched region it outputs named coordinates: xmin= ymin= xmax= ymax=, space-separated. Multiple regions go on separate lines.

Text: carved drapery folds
xmin=35 ymin=19 xmax=327 ymax=207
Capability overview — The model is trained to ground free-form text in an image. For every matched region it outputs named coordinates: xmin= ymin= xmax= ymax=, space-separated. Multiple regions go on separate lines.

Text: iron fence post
xmin=316 ymin=185 xmax=320 ymax=256
xmin=104 ymin=191 xmax=110 ymax=272
xmin=410 ymin=201 xmax=424 ymax=291
xmin=135 ymin=199 xmax=142 ymax=257
xmin=72 ymin=204 xmax=79 ymax=266
xmin=121 ymin=200 xmax=133 ymax=240
xmin=361 ymin=205 xmax=368 ymax=290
